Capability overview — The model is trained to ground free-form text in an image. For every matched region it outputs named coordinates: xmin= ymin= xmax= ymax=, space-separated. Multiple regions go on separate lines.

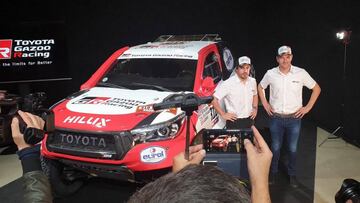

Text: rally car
xmin=40 ymin=34 xmax=235 ymax=195
xmin=210 ymin=135 xmax=230 ymax=152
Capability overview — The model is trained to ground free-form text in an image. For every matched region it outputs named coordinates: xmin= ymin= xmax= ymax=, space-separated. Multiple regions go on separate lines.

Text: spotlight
xmin=320 ymin=29 xmax=352 ymax=146
xmin=336 ymin=30 xmax=351 ymax=44
xmin=336 ymin=31 xmax=345 ymax=40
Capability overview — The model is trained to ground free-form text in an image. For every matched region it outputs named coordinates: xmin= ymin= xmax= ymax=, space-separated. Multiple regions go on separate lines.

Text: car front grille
xmin=46 ymin=130 xmax=133 ymax=160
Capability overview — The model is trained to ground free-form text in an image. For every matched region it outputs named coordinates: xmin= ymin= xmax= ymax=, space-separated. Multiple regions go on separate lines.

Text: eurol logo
xmin=0 ymin=39 xmax=12 ymax=59
xmin=140 ymin=147 xmax=166 ymax=163
xmin=63 ymin=115 xmax=111 ymax=128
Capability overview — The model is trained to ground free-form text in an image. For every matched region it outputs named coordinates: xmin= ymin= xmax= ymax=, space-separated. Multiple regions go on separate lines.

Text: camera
xmin=0 ymin=91 xmax=54 ymax=146
xmin=336 ymin=179 xmax=360 ymax=203
xmin=192 ymin=128 xmax=254 ymax=179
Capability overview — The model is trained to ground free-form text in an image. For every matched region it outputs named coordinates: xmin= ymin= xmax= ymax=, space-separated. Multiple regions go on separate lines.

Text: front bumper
xmin=41 ymin=127 xmax=187 ymax=173
xmin=60 ymin=158 xmax=135 ymax=182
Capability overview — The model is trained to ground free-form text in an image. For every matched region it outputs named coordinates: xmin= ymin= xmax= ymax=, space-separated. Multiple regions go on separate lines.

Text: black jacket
xmin=18 ymin=145 xmax=53 ymax=203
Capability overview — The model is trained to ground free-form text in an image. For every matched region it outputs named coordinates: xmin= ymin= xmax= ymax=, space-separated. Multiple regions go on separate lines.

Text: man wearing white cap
xmin=258 ymin=45 xmax=321 ymax=187
xmin=212 ymin=56 xmax=258 ymax=129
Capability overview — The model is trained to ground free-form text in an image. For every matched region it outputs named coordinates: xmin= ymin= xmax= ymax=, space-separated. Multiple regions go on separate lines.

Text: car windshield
xmin=97 ymin=58 xmax=197 ymax=92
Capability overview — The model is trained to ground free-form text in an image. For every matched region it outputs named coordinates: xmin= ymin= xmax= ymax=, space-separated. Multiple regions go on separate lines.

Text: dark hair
xmin=128 ymin=164 xmax=251 ymax=203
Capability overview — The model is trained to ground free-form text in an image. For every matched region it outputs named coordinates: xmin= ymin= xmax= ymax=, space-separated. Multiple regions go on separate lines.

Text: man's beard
xmin=240 ymin=74 xmax=248 ymax=80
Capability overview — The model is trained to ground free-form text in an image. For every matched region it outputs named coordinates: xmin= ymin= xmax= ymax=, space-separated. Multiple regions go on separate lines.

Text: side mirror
xmin=200 ymin=77 xmax=216 ymax=96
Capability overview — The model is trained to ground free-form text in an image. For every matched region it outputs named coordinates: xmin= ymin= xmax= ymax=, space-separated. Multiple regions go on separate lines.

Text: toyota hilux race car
xmin=40 ymin=34 xmax=236 ymax=195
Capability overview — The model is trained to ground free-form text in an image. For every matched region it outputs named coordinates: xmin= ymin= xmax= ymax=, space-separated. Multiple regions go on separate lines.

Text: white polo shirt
xmin=214 ymin=75 xmax=257 ymax=118
xmin=259 ymin=65 xmax=316 ymax=114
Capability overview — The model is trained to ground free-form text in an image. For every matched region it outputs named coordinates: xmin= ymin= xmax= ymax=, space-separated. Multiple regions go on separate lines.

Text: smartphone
xmin=192 ymin=128 xmax=253 ymax=179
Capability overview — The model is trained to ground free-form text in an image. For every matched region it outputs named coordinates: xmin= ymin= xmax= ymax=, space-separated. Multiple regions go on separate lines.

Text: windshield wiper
xmin=130 ymin=82 xmax=172 ymax=92
xmin=97 ymin=82 xmax=127 ymax=89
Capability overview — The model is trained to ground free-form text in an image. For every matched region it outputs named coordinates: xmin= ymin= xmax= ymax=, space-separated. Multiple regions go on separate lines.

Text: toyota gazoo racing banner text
xmin=0 ymin=39 xmax=54 ymax=64
xmin=0 ymin=22 xmax=69 ymax=83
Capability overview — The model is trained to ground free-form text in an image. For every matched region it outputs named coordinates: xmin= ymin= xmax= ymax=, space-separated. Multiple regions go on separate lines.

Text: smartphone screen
xmin=192 ymin=129 xmax=253 ymax=154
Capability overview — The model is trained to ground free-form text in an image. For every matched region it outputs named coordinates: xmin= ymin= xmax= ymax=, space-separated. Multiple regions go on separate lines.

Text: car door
xmin=194 ymin=45 xmax=225 ymax=131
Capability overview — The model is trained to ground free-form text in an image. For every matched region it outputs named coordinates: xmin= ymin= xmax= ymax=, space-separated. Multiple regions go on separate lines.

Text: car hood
xmin=53 ymin=87 xmax=183 ymax=131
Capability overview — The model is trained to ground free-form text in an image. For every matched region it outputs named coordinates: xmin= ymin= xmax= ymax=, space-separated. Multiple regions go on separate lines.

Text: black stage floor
xmin=0 ymin=107 xmax=317 ymax=203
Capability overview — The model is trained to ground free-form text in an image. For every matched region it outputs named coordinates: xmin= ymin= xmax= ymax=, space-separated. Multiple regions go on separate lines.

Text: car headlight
xmin=131 ymin=113 xmax=185 ymax=143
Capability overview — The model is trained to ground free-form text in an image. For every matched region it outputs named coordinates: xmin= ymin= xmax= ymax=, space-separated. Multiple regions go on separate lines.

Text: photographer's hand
xmin=172 ymin=144 xmax=206 ymax=173
xmin=11 ymin=110 xmax=45 ymax=150
xmin=20 ymin=110 xmax=45 ymax=130
xmin=11 ymin=111 xmax=52 ymax=203
xmin=244 ymin=126 xmax=272 ymax=203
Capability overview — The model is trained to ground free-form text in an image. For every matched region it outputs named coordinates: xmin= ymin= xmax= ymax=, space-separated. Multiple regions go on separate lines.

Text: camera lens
xmin=335 ymin=179 xmax=360 ymax=203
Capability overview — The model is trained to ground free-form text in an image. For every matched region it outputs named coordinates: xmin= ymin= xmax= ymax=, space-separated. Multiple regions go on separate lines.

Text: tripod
xmin=319 ymin=30 xmax=351 ymax=147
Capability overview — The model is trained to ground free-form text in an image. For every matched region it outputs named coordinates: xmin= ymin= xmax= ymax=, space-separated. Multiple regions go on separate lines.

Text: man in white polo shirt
xmin=212 ymin=56 xmax=258 ymax=129
xmin=258 ymin=45 xmax=321 ymax=188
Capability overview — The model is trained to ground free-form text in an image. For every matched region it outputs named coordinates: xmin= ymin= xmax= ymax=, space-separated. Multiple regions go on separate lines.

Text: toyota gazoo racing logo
xmin=0 ymin=40 xmax=12 ymax=59
xmin=0 ymin=39 xmax=54 ymax=59
xmin=13 ymin=39 xmax=54 ymax=58
xmin=59 ymin=133 xmax=106 ymax=148
xmin=72 ymin=97 xmax=146 ymax=110
xmin=140 ymin=147 xmax=167 ymax=163
xmin=63 ymin=115 xmax=111 ymax=128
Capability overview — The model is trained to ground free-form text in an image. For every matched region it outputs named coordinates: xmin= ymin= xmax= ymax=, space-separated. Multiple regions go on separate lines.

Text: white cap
xmin=238 ymin=56 xmax=251 ymax=66
xmin=278 ymin=45 xmax=292 ymax=55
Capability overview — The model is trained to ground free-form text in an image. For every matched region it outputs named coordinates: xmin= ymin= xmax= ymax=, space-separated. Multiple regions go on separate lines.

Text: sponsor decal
xmin=166 ymin=108 xmax=177 ymax=115
xmin=63 ymin=115 xmax=111 ymax=128
xmin=196 ymin=104 xmax=219 ymax=130
xmin=136 ymin=104 xmax=154 ymax=112
xmin=122 ymin=53 xmax=194 ymax=59
xmin=0 ymin=40 xmax=12 ymax=59
xmin=137 ymin=45 xmax=160 ymax=49
xmin=160 ymin=42 xmax=186 ymax=45
xmin=121 ymin=53 xmax=131 ymax=57
xmin=136 ymin=104 xmax=177 ymax=114
xmin=223 ymin=48 xmax=234 ymax=71
xmin=210 ymin=106 xmax=219 ymax=126
xmin=72 ymin=97 xmax=146 ymax=109
xmin=59 ymin=133 xmax=106 ymax=148
xmin=140 ymin=146 xmax=167 ymax=163
xmin=197 ymin=104 xmax=211 ymax=126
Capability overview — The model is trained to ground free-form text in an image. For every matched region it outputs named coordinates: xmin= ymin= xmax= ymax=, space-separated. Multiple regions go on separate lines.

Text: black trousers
xmin=226 ymin=117 xmax=254 ymax=129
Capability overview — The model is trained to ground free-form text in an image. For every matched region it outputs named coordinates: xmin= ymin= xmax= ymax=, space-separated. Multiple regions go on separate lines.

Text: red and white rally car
xmin=211 ymin=135 xmax=230 ymax=151
xmin=41 ymin=34 xmax=235 ymax=193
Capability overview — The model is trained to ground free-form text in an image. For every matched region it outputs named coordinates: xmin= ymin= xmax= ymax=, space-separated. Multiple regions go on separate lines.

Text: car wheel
xmin=40 ymin=155 xmax=86 ymax=197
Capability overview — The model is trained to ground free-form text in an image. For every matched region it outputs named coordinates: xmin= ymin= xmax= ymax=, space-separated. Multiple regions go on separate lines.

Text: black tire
xmin=40 ymin=156 xmax=86 ymax=197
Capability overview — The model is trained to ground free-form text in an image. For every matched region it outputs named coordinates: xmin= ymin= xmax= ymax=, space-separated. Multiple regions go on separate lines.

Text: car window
xmin=202 ymin=52 xmax=222 ymax=84
xmin=98 ymin=58 xmax=197 ymax=92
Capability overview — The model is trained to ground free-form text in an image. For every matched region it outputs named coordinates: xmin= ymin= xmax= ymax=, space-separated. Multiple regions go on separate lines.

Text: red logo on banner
xmin=0 ymin=39 xmax=12 ymax=59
